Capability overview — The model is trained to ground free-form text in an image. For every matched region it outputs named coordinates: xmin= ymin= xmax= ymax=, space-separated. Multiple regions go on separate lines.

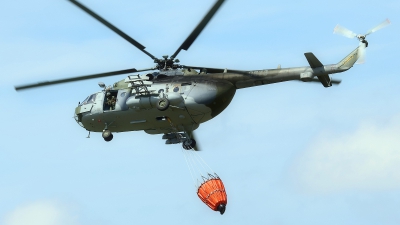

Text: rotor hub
xmin=356 ymin=35 xmax=368 ymax=47
xmin=155 ymin=58 xmax=181 ymax=70
xmin=357 ymin=35 xmax=366 ymax=41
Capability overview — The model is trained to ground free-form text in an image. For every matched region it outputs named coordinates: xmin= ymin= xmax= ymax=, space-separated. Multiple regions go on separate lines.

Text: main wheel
xmin=102 ymin=130 xmax=113 ymax=142
xmin=104 ymin=133 xmax=113 ymax=142
xmin=156 ymin=98 xmax=170 ymax=111
xmin=182 ymin=138 xmax=196 ymax=150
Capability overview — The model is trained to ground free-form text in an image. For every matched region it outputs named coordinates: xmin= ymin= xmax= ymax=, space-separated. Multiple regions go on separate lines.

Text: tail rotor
xmin=333 ymin=19 xmax=390 ymax=64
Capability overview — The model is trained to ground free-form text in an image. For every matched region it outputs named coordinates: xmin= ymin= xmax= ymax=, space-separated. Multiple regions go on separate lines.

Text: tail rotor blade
xmin=365 ymin=19 xmax=391 ymax=36
xmin=333 ymin=24 xmax=357 ymax=39
xmin=357 ymin=42 xmax=366 ymax=64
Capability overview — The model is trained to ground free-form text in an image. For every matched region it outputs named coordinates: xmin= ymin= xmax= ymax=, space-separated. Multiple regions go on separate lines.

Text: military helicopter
xmin=15 ymin=0 xmax=390 ymax=150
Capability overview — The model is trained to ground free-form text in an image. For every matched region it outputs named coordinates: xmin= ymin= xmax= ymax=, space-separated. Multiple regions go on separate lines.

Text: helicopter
xmin=15 ymin=0 xmax=390 ymax=150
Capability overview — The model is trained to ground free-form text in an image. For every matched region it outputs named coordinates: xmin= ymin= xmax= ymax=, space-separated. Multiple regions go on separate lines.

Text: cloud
xmin=291 ymin=114 xmax=400 ymax=193
xmin=3 ymin=200 xmax=79 ymax=225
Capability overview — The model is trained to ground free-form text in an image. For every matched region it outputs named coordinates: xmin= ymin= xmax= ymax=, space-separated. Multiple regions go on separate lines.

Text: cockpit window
xmin=80 ymin=96 xmax=89 ymax=105
xmin=80 ymin=94 xmax=97 ymax=105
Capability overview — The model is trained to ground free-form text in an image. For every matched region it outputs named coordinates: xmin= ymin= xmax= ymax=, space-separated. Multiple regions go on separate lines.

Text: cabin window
xmin=103 ymin=91 xmax=118 ymax=111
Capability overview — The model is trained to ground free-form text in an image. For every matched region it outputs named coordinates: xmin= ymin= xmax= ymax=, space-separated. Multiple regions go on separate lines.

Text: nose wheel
xmin=102 ymin=129 xmax=113 ymax=142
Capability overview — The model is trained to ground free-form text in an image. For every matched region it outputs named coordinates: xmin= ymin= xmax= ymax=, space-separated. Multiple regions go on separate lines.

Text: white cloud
xmin=291 ymin=114 xmax=400 ymax=193
xmin=3 ymin=201 xmax=79 ymax=225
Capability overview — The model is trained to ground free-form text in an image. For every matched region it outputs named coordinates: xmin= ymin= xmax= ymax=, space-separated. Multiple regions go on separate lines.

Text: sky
xmin=1 ymin=0 xmax=400 ymax=224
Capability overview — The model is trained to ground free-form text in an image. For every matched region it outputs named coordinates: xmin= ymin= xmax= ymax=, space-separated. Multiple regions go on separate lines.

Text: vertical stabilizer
xmin=336 ymin=44 xmax=365 ymax=70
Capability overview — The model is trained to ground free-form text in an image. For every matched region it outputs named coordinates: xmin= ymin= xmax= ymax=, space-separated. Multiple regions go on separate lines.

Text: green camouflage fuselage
xmin=74 ymin=45 xmax=360 ymax=134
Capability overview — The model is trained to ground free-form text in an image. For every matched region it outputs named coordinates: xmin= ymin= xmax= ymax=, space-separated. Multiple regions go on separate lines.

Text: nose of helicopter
xmin=74 ymin=105 xmax=85 ymax=128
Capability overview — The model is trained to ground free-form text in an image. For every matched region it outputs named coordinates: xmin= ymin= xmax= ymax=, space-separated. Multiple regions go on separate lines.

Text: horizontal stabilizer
xmin=303 ymin=52 xmax=333 ymax=87
xmin=317 ymin=74 xmax=332 ymax=87
xmin=304 ymin=52 xmax=323 ymax=68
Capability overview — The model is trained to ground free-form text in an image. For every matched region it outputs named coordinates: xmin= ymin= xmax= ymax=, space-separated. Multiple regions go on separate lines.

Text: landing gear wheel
xmin=157 ymin=98 xmax=170 ymax=111
xmin=102 ymin=130 xmax=113 ymax=142
xmin=104 ymin=134 xmax=113 ymax=142
xmin=182 ymin=138 xmax=196 ymax=150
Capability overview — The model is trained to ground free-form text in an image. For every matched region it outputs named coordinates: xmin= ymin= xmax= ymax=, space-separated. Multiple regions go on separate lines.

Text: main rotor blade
xmin=333 ymin=24 xmax=357 ymax=39
xmin=365 ymin=19 xmax=391 ymax=36
xmin=181 ymin=65 xmax=248 ymax=74
xmin=170 ymin=0 xmax=225 ymax=59
xmin=68 ymin=0 xmax=158 ymax=60
xmin=15 ymin=68 xmax=154 ymax=91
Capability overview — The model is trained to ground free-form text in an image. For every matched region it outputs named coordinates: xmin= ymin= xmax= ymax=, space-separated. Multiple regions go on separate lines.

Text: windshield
xmin=79 ymin=93 xmax=97 ymax=106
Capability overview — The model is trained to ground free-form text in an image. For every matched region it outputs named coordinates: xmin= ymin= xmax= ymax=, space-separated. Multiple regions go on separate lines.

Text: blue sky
xmin=1 ymin=0 xmax=400 ymax=224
